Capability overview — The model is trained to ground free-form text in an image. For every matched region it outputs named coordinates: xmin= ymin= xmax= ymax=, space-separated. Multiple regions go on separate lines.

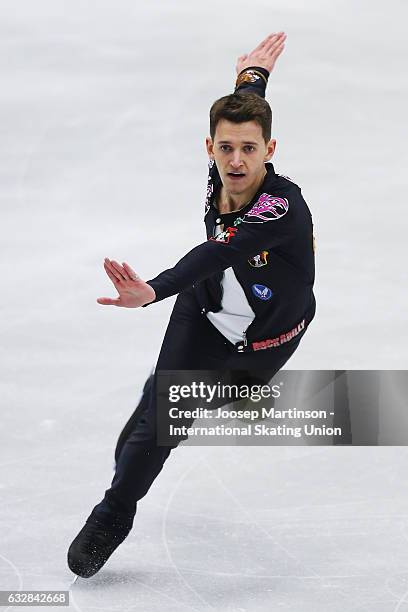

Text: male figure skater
xmin=67 ymin=31 xmax=316 ymax=578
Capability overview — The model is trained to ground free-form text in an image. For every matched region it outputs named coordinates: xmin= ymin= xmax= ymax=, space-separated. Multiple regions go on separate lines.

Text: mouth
xmin=227 ymin=172 xmax=246 ymax=181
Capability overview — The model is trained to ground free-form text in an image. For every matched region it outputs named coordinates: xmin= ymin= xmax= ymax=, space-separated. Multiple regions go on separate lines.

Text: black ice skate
xmin=67 ymin=518 xmax=130 ymax=578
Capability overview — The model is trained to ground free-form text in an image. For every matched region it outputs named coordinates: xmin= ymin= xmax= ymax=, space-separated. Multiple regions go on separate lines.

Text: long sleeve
xmin=143 ymin=192 xmax=294 ymax=306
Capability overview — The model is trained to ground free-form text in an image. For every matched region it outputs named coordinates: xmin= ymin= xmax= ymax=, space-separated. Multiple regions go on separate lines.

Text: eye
xmin=220 ymin=145 xmax=231 ymax=152
xmin=244 ymin=145 xmax=255 ymax=152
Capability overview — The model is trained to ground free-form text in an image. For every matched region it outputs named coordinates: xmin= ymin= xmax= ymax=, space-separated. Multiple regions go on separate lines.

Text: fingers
xmin=105 ymin=257 xmax=130 ymax=281
xmin=268 ymin=41 xmax=286 ymax=62
xmin=275 ymin=43 xmax=285 ymax=58
xmin=104 ymin=258 xmax=122 ymax=283
xmin=122 ymin=261 xmax=140 ymax=281
xmin=252 ymin=32 xmax=284 ymax=54
xmin=263 ymin=32 xmax=286 ymax=55
xmin=252 ymin=32 xmax=278 ymax=53
xmin=103 ymin=257 xmax=142 ymax=287
xmin=97 ymin=297 xmax=120 ymax=306
xmin=103 ymin=264 xmax=120 ymax=287
xmin=104 ymin=257 xmax=139 ymax=283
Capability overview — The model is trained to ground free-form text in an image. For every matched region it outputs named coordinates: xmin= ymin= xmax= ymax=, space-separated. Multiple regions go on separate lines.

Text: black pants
xmin=87 ymin=287 xmax=303 ymax=530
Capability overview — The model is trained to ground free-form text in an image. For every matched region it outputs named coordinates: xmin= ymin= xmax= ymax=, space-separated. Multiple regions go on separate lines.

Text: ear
xmin=206 ymin=136 xmax=214 ymax=159
xmin=264 ymin=138 xmax=276 ymax=161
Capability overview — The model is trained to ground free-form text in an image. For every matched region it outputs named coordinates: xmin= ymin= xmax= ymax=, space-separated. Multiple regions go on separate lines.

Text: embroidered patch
xmin=209 ymin=226 xmax=238 ymax=244
xmin=243 ymin=193 xmax=289 ymax=223
xmin=236 ymin=70 xmax=261 ymax=87
xmin=248 ymin=251 xmax=269 ymax=267
xmin=251 ymin=284 xmax=273 ymax=300
xmin=211 ymin=218 xmax=243 ymax=240
xmin=252 ymin=319 xmax=305 ymax=351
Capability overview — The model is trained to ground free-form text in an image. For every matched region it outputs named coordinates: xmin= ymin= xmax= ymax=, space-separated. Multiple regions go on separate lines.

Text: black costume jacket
xmin=144 ymin=66 xmax=316 ymax=353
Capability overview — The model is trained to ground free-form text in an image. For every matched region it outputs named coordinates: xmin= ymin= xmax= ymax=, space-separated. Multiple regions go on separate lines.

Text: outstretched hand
xmin=236 ymin=32 xmax=286 ymax=75
xmin=97 ymin=258 xmax=156 ymax=308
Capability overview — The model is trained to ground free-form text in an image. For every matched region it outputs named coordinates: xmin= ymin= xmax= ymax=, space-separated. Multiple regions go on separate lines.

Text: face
xmin=206 ymin=119 xmax=276 ymax=196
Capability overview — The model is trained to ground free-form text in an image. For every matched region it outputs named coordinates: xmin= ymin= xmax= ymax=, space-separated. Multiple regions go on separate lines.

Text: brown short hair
xmin=209 ymin=92 xmax=272 ymax=144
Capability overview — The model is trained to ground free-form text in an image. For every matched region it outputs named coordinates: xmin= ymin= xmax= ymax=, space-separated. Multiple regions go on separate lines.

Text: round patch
xmin=251 ymin=284 xmax=273 ymax=301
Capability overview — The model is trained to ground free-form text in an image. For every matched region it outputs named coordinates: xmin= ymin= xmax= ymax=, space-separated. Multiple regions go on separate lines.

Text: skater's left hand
xmin=97 ymin=258 xmax=156 ymax=308
xmin=236 ymin=32 xmax=287 ymax=75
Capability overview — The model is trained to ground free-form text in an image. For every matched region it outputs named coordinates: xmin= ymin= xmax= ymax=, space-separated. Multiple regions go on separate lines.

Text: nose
xmin=230 ymin=151 xmax=243 ymax=169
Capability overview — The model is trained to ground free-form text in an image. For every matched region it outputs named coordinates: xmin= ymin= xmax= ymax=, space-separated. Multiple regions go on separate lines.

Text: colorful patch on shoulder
xmin=243 ymin=193 xmax=289 ymax=223
xmin=251 ymin=284 xmax=273 ymax=300
xmin=248 ymin=251 xmax=269 ymax=267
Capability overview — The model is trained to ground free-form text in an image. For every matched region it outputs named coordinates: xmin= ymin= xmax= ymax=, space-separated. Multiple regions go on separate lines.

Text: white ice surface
xmin=1 ymin=0 xmax=408 ymax=610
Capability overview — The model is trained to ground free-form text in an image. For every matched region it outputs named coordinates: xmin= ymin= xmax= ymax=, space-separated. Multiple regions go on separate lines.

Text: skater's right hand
xmin=97 ymin=258 xmax=156 ymax=308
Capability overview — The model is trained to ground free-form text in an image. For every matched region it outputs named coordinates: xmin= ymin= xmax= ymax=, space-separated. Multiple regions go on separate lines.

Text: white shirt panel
xmin=206 ymin=267 xmax=255 ymax=345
